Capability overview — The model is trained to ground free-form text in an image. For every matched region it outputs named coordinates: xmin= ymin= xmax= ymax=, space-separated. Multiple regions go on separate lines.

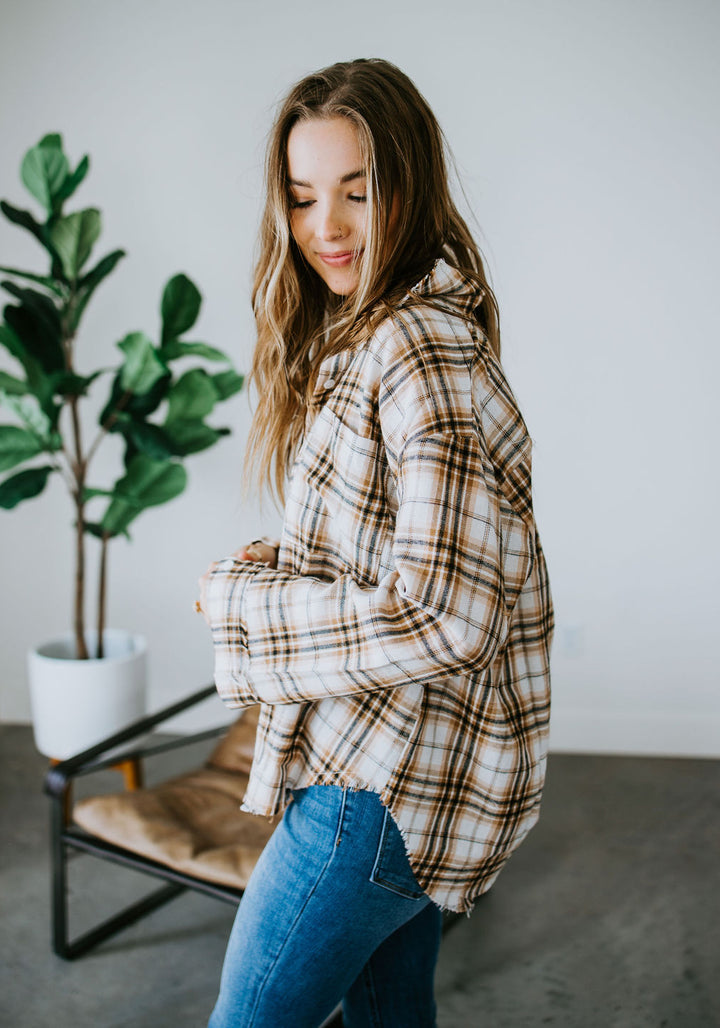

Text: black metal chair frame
xmin=43 ymin=683 xmax=246 ymax=961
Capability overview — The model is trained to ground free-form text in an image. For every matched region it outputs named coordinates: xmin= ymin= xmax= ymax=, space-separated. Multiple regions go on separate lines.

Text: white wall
xmin=1 ymin=0 xmax=718 ymax=753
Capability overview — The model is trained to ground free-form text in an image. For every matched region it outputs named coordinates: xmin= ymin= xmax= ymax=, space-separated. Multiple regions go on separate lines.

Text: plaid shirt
xmin=205 ymin=259 xmax=553 ymax=912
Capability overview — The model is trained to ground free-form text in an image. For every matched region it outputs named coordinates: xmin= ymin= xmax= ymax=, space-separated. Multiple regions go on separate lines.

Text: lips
xmin=317 ymin=251 xmax=358 ymax=267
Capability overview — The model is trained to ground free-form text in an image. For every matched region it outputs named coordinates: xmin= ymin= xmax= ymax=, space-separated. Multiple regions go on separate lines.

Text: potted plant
xmin=0 ymin=134 xmax=244 ymax=757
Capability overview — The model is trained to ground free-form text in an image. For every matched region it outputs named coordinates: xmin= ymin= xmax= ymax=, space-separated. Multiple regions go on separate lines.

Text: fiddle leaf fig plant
xmin=0 ymin=134 xmax=244 ymax=659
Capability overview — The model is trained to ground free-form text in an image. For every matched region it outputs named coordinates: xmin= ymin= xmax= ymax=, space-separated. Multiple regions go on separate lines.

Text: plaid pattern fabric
xmin=205 ymin=260 xmax=553 ymax=912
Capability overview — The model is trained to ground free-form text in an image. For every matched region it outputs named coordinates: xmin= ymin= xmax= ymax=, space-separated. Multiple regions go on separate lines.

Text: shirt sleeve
xmin=204 ymin=318 xmax=514 ymax=707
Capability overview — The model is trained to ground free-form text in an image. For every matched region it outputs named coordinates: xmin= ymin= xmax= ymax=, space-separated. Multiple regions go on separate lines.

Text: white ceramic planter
xmin=28 ymin=629 xmax=147 ymax=759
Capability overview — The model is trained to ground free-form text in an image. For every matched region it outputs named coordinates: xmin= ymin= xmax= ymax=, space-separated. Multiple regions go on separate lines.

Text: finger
xmin=236 ymin=541 xmax=278 ymax=566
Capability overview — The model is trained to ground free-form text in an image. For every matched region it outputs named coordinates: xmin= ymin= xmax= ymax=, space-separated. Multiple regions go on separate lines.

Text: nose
xmin=315 ymin=201 xmax=346 ymax=242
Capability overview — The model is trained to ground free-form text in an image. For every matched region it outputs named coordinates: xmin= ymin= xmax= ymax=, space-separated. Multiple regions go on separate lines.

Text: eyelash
xmin=289 ymin=195 xmax=367 ymax=210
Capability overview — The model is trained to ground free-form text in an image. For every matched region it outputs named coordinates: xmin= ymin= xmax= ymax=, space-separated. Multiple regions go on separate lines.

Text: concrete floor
xmin=1 ymin=723 xmax=719 ymax=1028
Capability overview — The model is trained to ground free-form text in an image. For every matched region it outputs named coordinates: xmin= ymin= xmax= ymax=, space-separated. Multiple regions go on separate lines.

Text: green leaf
xmin=0 ymin=425 xmax=44 ymax=471
xmin=1 ymin=282 xmax=61 ymax=323
xmin=38 ymin=133 xmax=63 ymax=150
xmin=0 ymin=382 xmax=63 ymax=439
xmin=78 ymin=248 xmax=125 ymax=291
xmin=117 ymin=332 xmax=167 ymax=395
xmin=0 ymin=321 xmax=53 ymax=404
xmin=49 ymin=209 xmax=101 ymax=280
xmin=1 ymin=201 xmax=47 ymax=246
xmin=83 ymin=486 xmax=113 ymax=502
xmin=70 ymin=248 xmax=125 ymax=332
xmin=0 ymin=371 xmax=28 ymax=395
xmin=0 ymin=322 xmax=24 ymax=360
xmin=99 ymin=369 xmax=171 ymax=429
xmin=158 ymin=339 xmax=231 ymax=363
xmin=3 ymin=300 xmax=64 ymax=374
xmin=0 ymin=464 xmax=54 ymax=509
xmin=160 ymin=274 xmax=202 ymax=346
xmin=58 ymin=154 xmax=90 ymax=204
xmin=0 ymin=266 xmax=66 ymax=297
xmin=163 ymin=418 xmax=226 ymax=456
xmin=120 ymin=420 xmax=175 ymax=461
xmin=166 ymin=368 xmax=217 ymax=423
xmin=121 ymin=455 xmax=188 ymax=506
xmin=212 ymin=369 xmax=245 ymax=401
xmin=0 ymin=202 xmax=65 ymax=276
xmin=99 ymin=503 xmax=135 ymax=538
xmin=50 ymin=369 xmax=103 ymax=397
xmin=100 ymin=455 xmax=187 ymax=536
xmin=83 ymin=520 xmax=105 ymax=539
xmin=84 ymin=520 xmax=127 ymax=540
xmin=21 ymin=140 xmax=69 ymax=214
xmin=0 ymin=392 xmax=54 ymax=442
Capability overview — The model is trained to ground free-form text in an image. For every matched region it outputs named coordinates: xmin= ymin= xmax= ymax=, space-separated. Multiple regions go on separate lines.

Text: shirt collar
xmin=312 ymin=260 xmax=483 ymax=404
xmin=405 ymin=258 xmax=485 ymax=318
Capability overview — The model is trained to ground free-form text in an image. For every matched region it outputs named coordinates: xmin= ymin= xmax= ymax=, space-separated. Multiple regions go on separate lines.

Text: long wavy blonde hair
xmin=246 ymin=58 xmax=500 ymax=503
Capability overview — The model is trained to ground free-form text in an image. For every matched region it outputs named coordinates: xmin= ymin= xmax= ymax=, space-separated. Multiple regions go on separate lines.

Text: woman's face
xmin=286 ymin=117 xmax=368 ymax=296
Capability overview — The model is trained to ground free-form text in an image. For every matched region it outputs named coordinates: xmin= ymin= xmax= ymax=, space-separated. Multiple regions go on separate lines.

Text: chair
xmin=43 ymin=684 xmax=276 ymax=962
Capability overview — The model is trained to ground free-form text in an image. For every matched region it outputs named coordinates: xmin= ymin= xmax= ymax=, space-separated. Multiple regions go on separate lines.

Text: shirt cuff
xmin=205 ymin=557 xmax=261 ymax=706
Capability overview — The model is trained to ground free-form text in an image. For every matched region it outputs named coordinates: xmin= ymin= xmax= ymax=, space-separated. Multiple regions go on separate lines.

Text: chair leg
xmin=114 ymin=756 xmax=143 ymax=790
xmin=50 ymin=790 xmax=185 ymax=960
xmin=48 ymin=759 xmax=73 ymax=825
xmin=50 ymin=792 xmax=71 ymax=958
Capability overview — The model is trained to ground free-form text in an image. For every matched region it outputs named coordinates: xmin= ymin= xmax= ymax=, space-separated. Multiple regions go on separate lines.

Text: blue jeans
xmin=208 ymin=786 xmax=442 ymax=1027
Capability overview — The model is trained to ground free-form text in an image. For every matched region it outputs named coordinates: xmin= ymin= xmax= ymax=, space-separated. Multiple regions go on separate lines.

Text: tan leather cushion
xmin=206 ymin=705 xmax=260 ymax=774
xmin=73 ymin=707 xmax=275 ymax=890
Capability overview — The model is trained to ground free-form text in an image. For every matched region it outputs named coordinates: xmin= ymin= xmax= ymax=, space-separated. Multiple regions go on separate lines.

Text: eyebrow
xmin=288 ymin=169 xmax=366 ymax=188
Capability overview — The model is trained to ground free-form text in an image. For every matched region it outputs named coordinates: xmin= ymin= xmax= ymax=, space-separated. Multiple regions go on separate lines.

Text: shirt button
xmin=324 ymin=378 xmax=335 ymax=389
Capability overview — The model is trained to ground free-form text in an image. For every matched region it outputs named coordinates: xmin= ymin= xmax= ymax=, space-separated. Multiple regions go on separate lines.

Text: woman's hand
xmin=196 ymin=539 xmax=279 ymax=623
xmin=233 ymin=539 xmax=279 ymax=568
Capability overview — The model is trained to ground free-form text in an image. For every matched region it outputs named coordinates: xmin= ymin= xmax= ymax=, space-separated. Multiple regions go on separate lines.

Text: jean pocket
xmin=370 ymin=806 xmax=425 ymax=900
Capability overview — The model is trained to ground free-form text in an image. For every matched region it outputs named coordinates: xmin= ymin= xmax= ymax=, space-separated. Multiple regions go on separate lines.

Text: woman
xmin=199 ymin=58 xmax=553 ymax=1028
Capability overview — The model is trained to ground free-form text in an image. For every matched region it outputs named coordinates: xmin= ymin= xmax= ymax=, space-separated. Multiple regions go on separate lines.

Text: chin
xmin=322 ymin=271 xmax=360 ymax=296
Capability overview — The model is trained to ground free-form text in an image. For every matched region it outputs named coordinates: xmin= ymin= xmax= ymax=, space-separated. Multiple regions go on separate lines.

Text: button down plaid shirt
xmin=205 ymin=260 xmax=553 ymax=912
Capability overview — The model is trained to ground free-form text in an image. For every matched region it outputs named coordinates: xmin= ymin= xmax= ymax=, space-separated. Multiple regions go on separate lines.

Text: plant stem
xmin=97 ymin=532 xmax=109 ymax=659
xmin=73 ymin=491 xmax=88 ymax=659
xmin=64 ymin=309 xmax=89 ymax=660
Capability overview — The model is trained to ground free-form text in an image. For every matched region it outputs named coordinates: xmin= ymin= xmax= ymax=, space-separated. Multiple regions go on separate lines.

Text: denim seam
xmin=370 ymin=808 xmax=423 ymax=900
xmin=246 ymin=787 xmax=348 ymax=1026
xmin=333 ymin=786 xmax=349 ymax=849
